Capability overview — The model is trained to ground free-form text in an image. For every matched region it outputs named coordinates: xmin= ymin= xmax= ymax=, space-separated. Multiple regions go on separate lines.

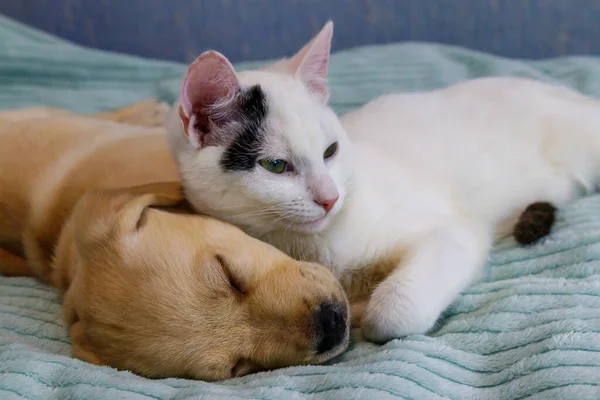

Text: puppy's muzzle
xmin=315 ymin=301 xmax=348 ymax=354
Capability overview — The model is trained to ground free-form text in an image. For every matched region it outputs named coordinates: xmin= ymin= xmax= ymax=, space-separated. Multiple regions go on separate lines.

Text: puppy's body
xmin=0 ymin=104 xmax=349 ymax=380
xmin=0 ymin=108 xmax=178 ymax=277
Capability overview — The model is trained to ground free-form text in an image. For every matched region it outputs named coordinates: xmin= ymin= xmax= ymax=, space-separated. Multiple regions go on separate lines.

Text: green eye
xmin=258 ymin=159 xmax=292 ymax=174
xmin=324 ymin=142 xmax=338 ymax=159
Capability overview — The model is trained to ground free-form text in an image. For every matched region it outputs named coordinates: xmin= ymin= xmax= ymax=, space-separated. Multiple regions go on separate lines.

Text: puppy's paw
xmin=361 ymin=283 xmax=439 ymax=343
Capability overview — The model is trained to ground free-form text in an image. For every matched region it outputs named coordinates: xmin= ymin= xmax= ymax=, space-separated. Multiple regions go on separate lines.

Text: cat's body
xmin=256 ymin=76 xmax=600 ymax=339
xmin=166 ymin=22 xmax=600 ymax=341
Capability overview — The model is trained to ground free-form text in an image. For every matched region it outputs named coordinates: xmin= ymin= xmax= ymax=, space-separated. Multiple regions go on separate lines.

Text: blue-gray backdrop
xmin=1 ymin=0 xmax=599 ymax=63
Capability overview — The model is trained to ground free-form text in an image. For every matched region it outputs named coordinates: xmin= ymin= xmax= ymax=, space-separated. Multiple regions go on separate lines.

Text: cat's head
xmin=166 ymin=22 xmax=352 ymax=236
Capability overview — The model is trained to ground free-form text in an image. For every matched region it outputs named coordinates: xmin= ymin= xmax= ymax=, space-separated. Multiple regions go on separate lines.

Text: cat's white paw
xmin=361 ymin=282 xmax=440 ymax=343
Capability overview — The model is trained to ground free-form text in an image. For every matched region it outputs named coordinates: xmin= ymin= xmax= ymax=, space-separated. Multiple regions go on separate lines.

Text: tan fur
xmin=0 ymin=102 xmax=349 ymax=381
xmin=339 ymin=250 xmax=405 ymax=327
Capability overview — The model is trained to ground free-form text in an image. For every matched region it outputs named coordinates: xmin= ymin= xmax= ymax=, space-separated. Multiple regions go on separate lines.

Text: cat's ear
xmin=289 ymin=21 xmax=333 ymax=103
xmin=179 ymin=51 xmax=241 ymax=148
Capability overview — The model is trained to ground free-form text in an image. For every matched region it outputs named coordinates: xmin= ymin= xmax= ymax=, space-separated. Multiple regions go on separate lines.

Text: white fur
xmin=167 ymin=67 xmax=600 ymax=342
xmin=168 ymin=70 xmax=351 ymax=235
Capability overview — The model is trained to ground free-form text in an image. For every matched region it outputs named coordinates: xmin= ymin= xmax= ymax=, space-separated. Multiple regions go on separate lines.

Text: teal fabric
xmin=1 ymin=14 xmax=600 ymax=400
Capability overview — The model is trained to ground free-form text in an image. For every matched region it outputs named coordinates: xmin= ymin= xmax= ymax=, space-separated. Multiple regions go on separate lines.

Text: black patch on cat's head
xmin=219 ymin=85 xmax=268 ymax=172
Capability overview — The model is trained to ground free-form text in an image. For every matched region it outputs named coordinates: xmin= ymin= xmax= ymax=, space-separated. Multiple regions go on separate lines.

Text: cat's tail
xmin=512 ymin=202 xmax=557 ymax=245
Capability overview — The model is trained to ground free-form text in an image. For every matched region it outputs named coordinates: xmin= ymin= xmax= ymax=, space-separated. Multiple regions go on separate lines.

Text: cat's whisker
xmin=228 ymin=204 xmax=302 ymax=222
xmin=273 ymin=213 xmax=295 ymax=227
xmin=230 ymin=209 xmax=281 ymax=219
xmin=283 ymin=219 xmax=299 ymax=236
xmin=229 ymin=205 xmax=280 ymax=213
xmin=229 ymin=200 xmax=306 ymax=220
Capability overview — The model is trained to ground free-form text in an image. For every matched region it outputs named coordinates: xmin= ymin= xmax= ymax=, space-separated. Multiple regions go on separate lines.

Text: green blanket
xmin=1 ymin=14 xmax=600 ymax=400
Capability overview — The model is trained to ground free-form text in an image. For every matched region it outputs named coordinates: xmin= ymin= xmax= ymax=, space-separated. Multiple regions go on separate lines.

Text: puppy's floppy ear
xmin=111 ymin=181 xmax=183 ymax=232
xmin=73 ymin=182 xmax=183 ymax=254
xmin=111 ymin=181 xmax=182 ymax=202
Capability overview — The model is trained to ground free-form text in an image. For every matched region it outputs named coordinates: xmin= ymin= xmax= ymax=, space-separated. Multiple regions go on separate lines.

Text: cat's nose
xmin=315 ymin=195 xmax=339 ymax=213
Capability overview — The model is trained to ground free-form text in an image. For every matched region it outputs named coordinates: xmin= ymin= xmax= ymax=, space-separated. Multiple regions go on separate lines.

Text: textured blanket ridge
xmin=1 ymin=13 xmax=600 ymax=400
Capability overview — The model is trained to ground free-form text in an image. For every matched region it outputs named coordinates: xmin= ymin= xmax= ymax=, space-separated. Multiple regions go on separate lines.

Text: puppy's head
xmin=60 ymin=182 xmax=349 ymax=381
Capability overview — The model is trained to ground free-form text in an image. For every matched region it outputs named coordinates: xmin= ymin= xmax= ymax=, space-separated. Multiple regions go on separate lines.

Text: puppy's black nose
xmin=315 ymin=302 xmax=347 ymax=354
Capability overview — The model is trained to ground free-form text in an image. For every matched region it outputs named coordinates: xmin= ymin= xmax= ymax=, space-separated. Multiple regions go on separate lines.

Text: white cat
xmin=166 ymin=22 xmax=600 ymax=342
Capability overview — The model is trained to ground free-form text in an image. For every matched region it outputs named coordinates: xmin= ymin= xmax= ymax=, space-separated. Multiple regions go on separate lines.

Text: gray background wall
xmin=1 ymin=0 xmax=599 ymax=63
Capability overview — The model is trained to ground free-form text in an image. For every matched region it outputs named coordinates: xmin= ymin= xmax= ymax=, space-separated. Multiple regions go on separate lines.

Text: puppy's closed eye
xmin=215 ymin=254 xmax=246 ymax=296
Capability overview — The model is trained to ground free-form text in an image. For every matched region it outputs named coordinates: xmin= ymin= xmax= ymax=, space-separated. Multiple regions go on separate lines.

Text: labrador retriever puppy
xmin=0 ymin=103 xmax=349 ymax=381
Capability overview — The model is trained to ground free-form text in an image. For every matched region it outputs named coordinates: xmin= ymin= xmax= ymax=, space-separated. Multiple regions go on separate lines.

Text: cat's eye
xmin=323 ymin=142 xmax=338 ymax=159
xmin=258 ymin=159 xmax=293 ymax=174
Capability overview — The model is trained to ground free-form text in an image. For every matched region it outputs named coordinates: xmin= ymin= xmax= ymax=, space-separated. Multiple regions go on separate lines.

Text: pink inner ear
xmin=180 ymin=51 xmax=241 ymax=146
xmin=290 ymin=21 xmax=333 ymax=102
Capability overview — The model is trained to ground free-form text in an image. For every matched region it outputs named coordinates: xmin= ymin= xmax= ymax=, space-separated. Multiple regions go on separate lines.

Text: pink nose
xmin=315 ymin=195 xmax=339 ymax=213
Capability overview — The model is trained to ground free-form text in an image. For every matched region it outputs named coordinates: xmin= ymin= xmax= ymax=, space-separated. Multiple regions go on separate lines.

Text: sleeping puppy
xmin=0 ymin=103 xmax=349 ymax=381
